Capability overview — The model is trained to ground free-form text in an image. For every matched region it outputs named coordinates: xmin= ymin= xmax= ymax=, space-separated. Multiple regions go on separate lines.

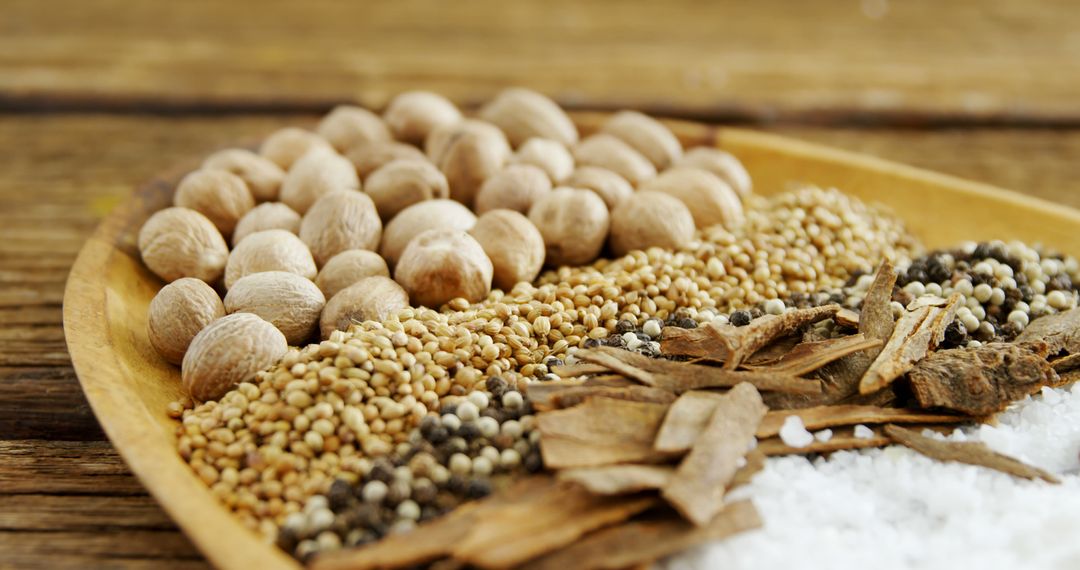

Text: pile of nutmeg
xmin=136 ymin=88 xmax=751 ymax=401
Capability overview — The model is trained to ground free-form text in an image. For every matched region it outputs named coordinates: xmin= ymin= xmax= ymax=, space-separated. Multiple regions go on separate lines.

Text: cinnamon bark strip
xmin=660 ymin=322 xmax=731 ymax=360
xmin=452 ymin=491 xmax=659 ymax=569
xmin=551 ymin=362 xmax=610 ymax=378
xmin=884 ymin=425 xmax=1060 ymax=483
xmin=757 ymin=425 xmax=891 ymax=456
xmin=526 ymin=380 xmax=584 ymax=410
xmin=550 ymin=385 xmax=677 ymax=409
xmin=859 ymin=293 xmax=963 ymax=395
xmin=517 ymin=500 xmax=762 ymax=570
xmin=719 ymin=305 xmax=842 ymax=370
xmin=538 ymin=397 xmax=672 ymax=468
xmin=662 ymin=383 xmax=767 ymax=526
xmin=558 ymin=464 xmax=676 ymax=495
xmin=746 ymin=334 xmax=882 ymax=377
xmin=834 ymin=307 xmax=860 ymax=329
xmin=576 ymin=347 xmax=822 ymax=395
xmin=654 ymin=390 xmax=727 ymax=453
xmin=1015 ymin=307 xmax=1080 ymax=355
xmin=861 ymin=260 xmax=898 ymax=347
xmin=755 ymin=405 xmax=969 ymax=438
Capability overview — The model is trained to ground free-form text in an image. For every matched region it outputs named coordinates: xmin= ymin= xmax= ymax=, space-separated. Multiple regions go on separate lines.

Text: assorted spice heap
xmin=131 ymin=87 xmax=1080 ymax=567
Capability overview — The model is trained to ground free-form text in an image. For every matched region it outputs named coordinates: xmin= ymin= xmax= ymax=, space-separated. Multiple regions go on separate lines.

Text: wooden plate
xmin=62 ymin=114 xmax=1080 ymax=570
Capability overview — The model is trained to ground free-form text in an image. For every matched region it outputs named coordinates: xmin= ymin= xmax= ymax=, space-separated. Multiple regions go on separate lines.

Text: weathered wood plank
xmin=0 ymin=368 xmax=104 ymax=440
xmin=0 ymin=495 xmax=176 ymax=530
xmin=3 ymin=0 xmax=1080 ymax=122
xmin=0 ymin=531 xmax=206 ymax=569
xmin=0 ymin=441 xmax=143 ymax=495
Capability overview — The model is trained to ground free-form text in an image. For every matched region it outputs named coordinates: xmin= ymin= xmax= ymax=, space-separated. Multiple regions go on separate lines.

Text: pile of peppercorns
xmin=276 ymin=376 xmax=541 ymax=563
xmin=736 ymin=240 xmax=1080 ymax=346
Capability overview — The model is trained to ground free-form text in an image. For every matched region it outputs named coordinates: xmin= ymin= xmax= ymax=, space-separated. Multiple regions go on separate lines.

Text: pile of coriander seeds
xmin=138 ymin=88 xmax=946 ymax=553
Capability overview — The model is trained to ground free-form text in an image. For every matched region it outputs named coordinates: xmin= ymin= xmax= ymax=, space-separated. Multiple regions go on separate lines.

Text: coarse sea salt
xmin=779 ymin=415 xmax=814 ymax=448
xmin=664 ymin=384 xmax=1080 ymax=570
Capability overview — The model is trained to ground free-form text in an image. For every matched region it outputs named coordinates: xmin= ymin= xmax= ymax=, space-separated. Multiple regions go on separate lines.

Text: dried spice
xmin=860 ymin=261 xmax=898 ymax=348
xmin=908 ymin=341 xmax=1057 ymax=416
xmin=756 ymin=405 xmax=968 ymax=438
xmin=717 ymin=305 xmax=842 ymax=369
xmin=654 ymin=391 xmax=726 ymax=453
xmin=538 ymin=397 xmax=672 ymax=468
xmin=742 ymin=334 xmax=803 ymax=366
xmin=662 ymin=383 xmax=767 ymax=526
xmin=834 ymin=307 xmax=860 ymax=329
xmin=884 ymin=425 xmax=1060 ymax=483
xmin=746 ymin=334 xmax=882 ymax=377
xmin=526 ymin=380 xmax=585 ymax=410
xmin=1051 ymin=352 xmax=1080 ymax=373
xmin=517 ymin=500 xmax=762 ymax=570
xmin=550 ymin=362 xmax=610 ymax=378
xmin=1015 ymin=307 xmax=1080 ymax=355
xmin=659 ymin=322 xmax=731 ymax=360
xmin=453 ymin=491 xmax=659 ymax=569
xmin=859 ymin=293 xmax=962 ymax=395
xmin=558 ymin=465 xmax=676 ymax=495
xmin=548 ymin=385 xmax=677 ymax=409
xmin=576 ymin=347 xmax=822 ymax=395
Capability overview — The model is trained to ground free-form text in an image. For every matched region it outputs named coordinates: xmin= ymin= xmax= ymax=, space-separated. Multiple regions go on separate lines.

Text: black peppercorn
xmin=457 ymin=421 xmax=481 ymax=441
xmin=677 ymin=318 xmax=698 ymax=329
xmin=942 ymin=320 xmax=967 ymax=347
xmin=327 ymin=478 xmax=354 ymax=512
xmin=464 ymin=478 xmax=492 ymax=499
xmin=616 ymin=319 xmax=635 ymax=334
xmin=446 ymin=475 xmax=468 ymax=494
xmin=730 ymin=310 xmax=752 ymax=327
xmin=426 ymin=425 xmax=449 ymax=444
xmin=524 ymin=452 xmax=544 ymax=473
xmin=368 ymin=459 xmax=394 ymax=483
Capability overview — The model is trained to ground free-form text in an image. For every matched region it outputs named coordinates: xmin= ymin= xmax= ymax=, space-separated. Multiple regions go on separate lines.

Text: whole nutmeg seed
xmin=638 ymin=167 xmax=743 ymax=229
xmin=383 ymin=91 xmax=463 ymax=146
xmin=479 ymin=88 xmax=578 ymax=147
xmin=513 ymin=137 xmax=573 ymax=183
xmin=379 ymin=199 xmax=477 ymax=267
xmin=469 ymin=209 xmax=545 ymax=290
xmin=224 ymin=271 xmax=326 ymax=344
xmin=316 ymin=105 xmax=392 ymax=152
xmin=394 ymin=229 xmax=493 ymax=308
xmin=426 ymin=120 xmax=511 ymax=207
xmin=563 ymin=166 xmax=634 ymax=210
xmin=203 ymin=148 xmax=285 ymax=202
xmin=173 ymin=169 xmax=255 ymax=236
xmin=572 ymin=134 xmax=656 ymax=186
xmin=138 ymin=207 xmax=229 ymax=283
xmin=320 ymin=276 xmax=409 ymax=339
xmin=231 ymin=202 xmax=301 ymax=247
xmin=600 ymin=110 xmax=683 ymax=169
xmin=182 ymin=313 xmax=288 ymax=401
xmin=299 ymin=191 xmax=382 ymax=266
xmin=347 ymin=141 xmax=428 ymax=182
xmin=528 ymin=187 xmax=610 ymax=267
xmin=609 ymin=191 xmax=696 ymax=256
xmin=674 ymin=147 xmax=753 ymax=198
xmin=147 ymin=277 xmax=225 ymax=365
xmin=315 ymin=249 xmax=390 ymax=299
xmin=474 ymin=164 xmax=552 ymax=215
xmin=279 ymin=147 xmax=361 ymax=214
xmin=364 ymin=159 xmax=449 ymax=222
xmin=259 ymin=127 xmax=333 ymax=170
xmin=224 ymin=229 xmax=317 ymax=289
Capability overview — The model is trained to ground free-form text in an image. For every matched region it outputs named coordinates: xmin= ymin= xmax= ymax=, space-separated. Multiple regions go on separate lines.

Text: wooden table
xmin=3 ymin=1 xmax=1080 ymax=567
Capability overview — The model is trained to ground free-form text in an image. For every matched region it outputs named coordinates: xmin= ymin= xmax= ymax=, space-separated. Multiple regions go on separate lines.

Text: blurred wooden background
xmin=3 ymin=0 xmax=1080 ymax=567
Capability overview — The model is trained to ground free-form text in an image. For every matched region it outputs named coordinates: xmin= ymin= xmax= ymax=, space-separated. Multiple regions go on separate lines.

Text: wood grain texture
xmin=5 ymin=0 xmax=1080 ymax=123
xmin=3 ymin=114 xmax=1080 ymax=568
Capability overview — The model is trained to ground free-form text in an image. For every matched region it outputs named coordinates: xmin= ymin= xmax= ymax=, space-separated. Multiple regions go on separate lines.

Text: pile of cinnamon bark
xmin=316 ymin=262 xmax=1076 ymax=570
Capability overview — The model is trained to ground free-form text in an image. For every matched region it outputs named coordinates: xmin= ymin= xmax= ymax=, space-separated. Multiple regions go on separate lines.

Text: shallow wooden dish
xmin=63 ymin=113 xmax=1080 ymax=570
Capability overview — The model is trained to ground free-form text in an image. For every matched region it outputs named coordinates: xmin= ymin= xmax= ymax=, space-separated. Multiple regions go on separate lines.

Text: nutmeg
xmin=299 ymin=191 xmax=382 ymax=266
xmin=469 ymin=209 xmax=545 ymax=290
xmin=173 ymin=169 xmax=255 ymax=236
xmin=259 ymin=127 xmax=333 ymax=170
xmin=601 ymin=110 xmax=683 ymax=169
xmin=224 ymin=229 xmax=317 ymax=289
xmin=638 ymin=167 xmax=743 ymax=229
xmin=479 ymin=88 xmax=578 ymax=147
xmin=512 ymin=137 xmax=574 ymax=183
xmin=320 ymin=276 xmax=409 ymax=339
xmin=147 ymin=277 xmax=226 ymax=365
xmin=224 ymin=271 xmax=326 ymax=344
xmin=279 ymin=147 xmax=360 ymax=214
xmin=394 ymin=229 xmax=493 ymax=308
xmin=383 ymin=91 xmax=463 ymax=146
xmin=316 ymin=105 xmax=392 ymax=152
xmin=563 ymin=166 xmax=634 ymax=210
xmin=379 ymin=199 xmax=477 ymax=267
xmin=346 ymin=141 xmax=429 ymax=181
xmin=138 ymin=207 xmax=230 ymax=283
xmin=364 ymin=159 xmax=449 ymax=221
xmin=474 ymin=164 xmax=552 ymax=215
xmin=609 ymin=191 xmax=696 ymax=256
xmin=425 ymin=120 xmax=510 ymax=207
xmin=674 ymin=147 xmax=753 ymax=198
xmin=572 ymin=134 xmax=656 ymax=186
xmin=314 ymin=249 xmax=390 ymax=299
xmin=182 ymin=313 xmax=288 ymax=401
xmin=202 ymin=148 xmax=285 ymax=202
xmin=528 ymin=187 xmax=610 ymax=267
xmin=231 ymin=202 xmax=301 ymax=247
